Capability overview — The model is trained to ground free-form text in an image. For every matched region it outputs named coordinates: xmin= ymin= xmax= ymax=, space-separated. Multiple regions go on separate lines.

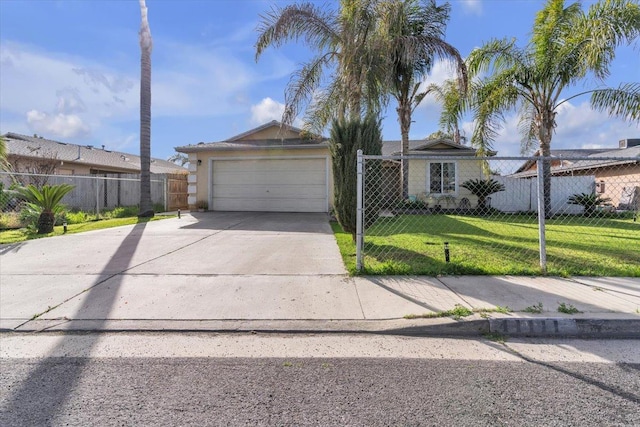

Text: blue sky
xmin=1 ymin=0 xmax=638 ymax=161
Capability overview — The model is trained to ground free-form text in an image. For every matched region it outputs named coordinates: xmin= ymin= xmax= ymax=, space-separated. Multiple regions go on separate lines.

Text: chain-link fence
xmin=356 ymin=152 xmax=640 ymax=276
xmin=1 ymin=171 xmax=167 ymax=214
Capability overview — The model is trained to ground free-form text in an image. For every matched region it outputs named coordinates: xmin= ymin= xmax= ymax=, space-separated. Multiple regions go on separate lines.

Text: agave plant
xmin=461 ymin=178 xmax=506 ymax=212
xmin=567 ymin=193 xmax=611 ymax=217
xmin=15 ymin=184 xmax=74 ymax=234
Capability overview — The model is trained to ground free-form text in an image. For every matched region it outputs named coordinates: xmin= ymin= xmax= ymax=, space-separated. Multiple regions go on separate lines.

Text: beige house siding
xmin=408 ymin=159 xmax=485 ymax=207
xmin=188 ymin=147 xmax=333 ymax=211
xmin=594 ymin=165 xmax=640 ymax=208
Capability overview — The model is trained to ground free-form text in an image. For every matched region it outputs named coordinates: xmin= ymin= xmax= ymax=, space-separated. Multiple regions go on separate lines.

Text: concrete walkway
xmin=1 ymin=213 xmax=639 ymax=337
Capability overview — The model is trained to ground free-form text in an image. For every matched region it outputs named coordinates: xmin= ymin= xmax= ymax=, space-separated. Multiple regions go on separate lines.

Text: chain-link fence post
xmin=536 ymin=157 xmax=547 ymax=273
xmin=356 ymin=149 xmax=364 ymax=272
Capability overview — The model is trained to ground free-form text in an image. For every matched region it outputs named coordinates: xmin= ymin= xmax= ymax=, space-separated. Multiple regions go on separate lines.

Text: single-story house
xmin=3 ymin=132 xmax=188 ymax=175
xmin=175 ymin=120 xmax=494 ymax=212
xmin=510 ymin=139 xmax=640 ymax=209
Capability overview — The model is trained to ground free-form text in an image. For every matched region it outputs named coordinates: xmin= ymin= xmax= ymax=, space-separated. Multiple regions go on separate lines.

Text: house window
xmin=428 ymin=162 xmax=456 ymax=194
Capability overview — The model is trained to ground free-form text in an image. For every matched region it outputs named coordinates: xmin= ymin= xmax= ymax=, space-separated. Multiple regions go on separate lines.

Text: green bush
xmin=461 ymin=178 xmax=506 ymax=212
xmin=0 ymin=212 xmax=24 ymax=230
xmin=65 ymin=210 xmax=91 ymax=224
xmin=329 ymin=115 xmax=383 ymax=239
xmin=108 ymin=206 xmax=139 ymax=218
xmin=15 ymin=184 xmax=74 ymax=233
xmin=567 ymin=192 xmax=612 ymax=217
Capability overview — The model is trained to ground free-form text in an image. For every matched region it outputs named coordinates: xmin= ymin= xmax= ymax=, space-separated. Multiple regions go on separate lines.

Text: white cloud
xmin=26 ymin=110 xmax=90 ymax=138
xmin=463 ymin=100 xmax=640 ymax=157
xmin=250 ymin=97 xmax=285 ymax=125
xmin=461 ymin=0 xmax=483 ymax=15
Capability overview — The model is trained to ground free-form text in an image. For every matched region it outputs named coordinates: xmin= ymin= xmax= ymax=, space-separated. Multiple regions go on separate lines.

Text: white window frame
xmin=426 ymin=161 xmax=457 ymax=195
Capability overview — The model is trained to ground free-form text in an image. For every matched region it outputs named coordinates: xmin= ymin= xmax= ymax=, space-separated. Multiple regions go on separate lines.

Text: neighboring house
xmin=3 ymin=132 xmax=188 ymax=176
xmin=511 ymin=139 xmax=640 ymax=209
xmin=175 ymin=120 xmax=492 ymax=212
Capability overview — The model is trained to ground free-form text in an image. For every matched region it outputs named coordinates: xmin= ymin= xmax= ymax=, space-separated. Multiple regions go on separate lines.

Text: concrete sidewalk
xmin=1 ymin=214 xmax=639 ymax=338
xmin=2 ymin=274 xmax=638 ymax=338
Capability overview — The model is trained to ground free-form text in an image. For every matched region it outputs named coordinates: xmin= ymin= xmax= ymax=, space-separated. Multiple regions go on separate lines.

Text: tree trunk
xmin=138 ymin=0 xmax=154 ymax=218
xmin=37 ymin=211 xmax=55 ymax=234
xmin=537 ymin=110 xmax=554 ymax=219
xmin=398 ymin=103 xmax=411 ymax=200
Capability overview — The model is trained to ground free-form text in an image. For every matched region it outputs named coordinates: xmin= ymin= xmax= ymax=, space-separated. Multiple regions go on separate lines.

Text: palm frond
xmin=470 ymin=74 xmax=520 ymax=155
xmin=581 ymin=0 xmax=640 ymax=79
xmin=255 ymin=3 xmax=338 ymax=60
xmin=282 ymin=52 xmax=336 ymax=126
xmin=591 ymin=83 xmax=640 ymax=123
xmin=518 ymin=102 xmax=538 ymax=154
xmin=466 ymin=38 xmax=522 ymax=77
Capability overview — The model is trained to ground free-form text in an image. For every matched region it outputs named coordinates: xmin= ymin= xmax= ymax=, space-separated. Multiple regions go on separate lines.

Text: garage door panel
xmin=211 ymin=158 xmax=328 ymax=213
xmin=213 ymin=198 xmax=327 ymax=212
xmin=214 ymin=159 xmax=324 ymax=172
xmin=213 ymin=184 xmax=327 ymax=198
xmin=213 ymin=172 xmax=325 ymax=186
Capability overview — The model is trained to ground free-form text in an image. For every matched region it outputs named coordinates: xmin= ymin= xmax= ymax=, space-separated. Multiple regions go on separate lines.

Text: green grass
xmin=0 ymin=215 xmax=170 ymax=244
xmin=331 ymin=214 xmax=640 ymax=276
xmin=405 ymin=305 xmax=511 ymax=320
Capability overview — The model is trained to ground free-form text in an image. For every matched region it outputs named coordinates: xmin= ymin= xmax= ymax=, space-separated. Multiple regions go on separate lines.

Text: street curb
xmin=3 ymin=316 xmax=639 ymax=338
xmin=489 ymin=317 xmax=640 ymax=338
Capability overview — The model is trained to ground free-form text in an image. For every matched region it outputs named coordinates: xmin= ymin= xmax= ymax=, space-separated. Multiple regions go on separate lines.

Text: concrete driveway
xmin=1 ymin=212 xmax=429 ymax=329
xmin=1 ymin=212 xmax=346 ymax=276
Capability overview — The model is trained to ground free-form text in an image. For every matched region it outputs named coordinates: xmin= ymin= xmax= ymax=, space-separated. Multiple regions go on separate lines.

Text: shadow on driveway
xmin=1 ymin=221 xmax=147 ymax=425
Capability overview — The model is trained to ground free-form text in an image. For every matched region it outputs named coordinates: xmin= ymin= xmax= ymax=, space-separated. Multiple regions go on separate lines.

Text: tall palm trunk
xmin=138 ymin=0 xmax=153 ymax=217
xmin=397 ymin=101 xmax=411 ymax=199
xmin=536 ymin=110 xmax=555 ymax=219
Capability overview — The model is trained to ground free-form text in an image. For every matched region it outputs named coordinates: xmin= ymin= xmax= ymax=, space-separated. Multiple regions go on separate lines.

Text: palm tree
xmin=255 ymin=0 xmax=386 ymax=130
xmin=424 ymin=79 xmax=467 ymax=145
xmin=462 ymin=0 xmax=640 ymax=216
xmin=461 ymin=178 xmax=506 ymax=212
xmin=138 ymin=0 xmax=154 ymax=217
xmin=16 ymin=184 xmax=74 ymax=234
xmin=376 ymin=0 xmax=467 ymax=198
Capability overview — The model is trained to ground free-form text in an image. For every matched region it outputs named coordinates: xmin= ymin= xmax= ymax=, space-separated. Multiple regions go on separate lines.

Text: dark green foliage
xmin=15 ymin=184 xmax=74 ymax=234
xmin=568 ymin=192 xmax=612 ymax=217
xmin=461 ymin=178 xmax=506 ymax=211
xmin=329 ymin=115 xmax=382 ymax=239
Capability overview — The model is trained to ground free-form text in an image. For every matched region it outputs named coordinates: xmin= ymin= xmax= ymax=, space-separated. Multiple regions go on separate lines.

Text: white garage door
xmin=211 ymin=158 xmax=328 ymax=212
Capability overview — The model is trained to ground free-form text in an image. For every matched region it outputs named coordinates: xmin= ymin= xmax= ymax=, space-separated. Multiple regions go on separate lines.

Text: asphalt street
xmin=1 ymin=334 xmax=639 ymax=426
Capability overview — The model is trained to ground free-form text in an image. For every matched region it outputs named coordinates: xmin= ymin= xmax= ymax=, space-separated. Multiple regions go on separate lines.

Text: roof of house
xmin=224 ymin=120 xmax=311 ymax=142
xmin=381 ymin=138 xmax=485 ymax=156
xmin=177 ymin=139 xmax=329 ymax=153
xmin=176 ymin=121 xmax=487 ymax=157
xmin=511 ymin=144 xmax=640 ymax=177
xmin=3 ymin=132 xmax=187 ymax=174
xmin=176 ymin=120 xmax=327 ymax=153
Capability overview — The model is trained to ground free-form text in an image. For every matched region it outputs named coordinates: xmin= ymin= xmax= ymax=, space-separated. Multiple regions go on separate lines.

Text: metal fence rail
xmin=355 ymin=152 xmax=640 ymax=276
xmin=1 ymin=172 xmax=167 ymax=213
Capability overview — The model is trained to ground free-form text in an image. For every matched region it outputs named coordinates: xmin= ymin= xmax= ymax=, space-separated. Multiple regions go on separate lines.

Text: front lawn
xmin=332 ymin=214 xmax=640 ymax=276
xmin=0 ymin=215 xmax=170 ymax=244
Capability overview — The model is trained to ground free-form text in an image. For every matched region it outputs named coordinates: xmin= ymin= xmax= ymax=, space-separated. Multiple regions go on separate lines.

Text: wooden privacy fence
xmin=1 ymin=172 xmax=188 ymax=212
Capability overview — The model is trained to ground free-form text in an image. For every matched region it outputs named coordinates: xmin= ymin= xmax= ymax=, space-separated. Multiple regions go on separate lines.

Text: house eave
xmin=176 ymin=143 xmax=329 ymax=153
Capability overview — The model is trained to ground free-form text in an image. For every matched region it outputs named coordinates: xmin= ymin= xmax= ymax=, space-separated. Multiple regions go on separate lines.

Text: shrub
xmin=567 ymin=192 xmax=612 ymax=217
xmin=15 ymin=184 xmax=74 ymax=233
xmin=329 ymin=115 xmax=382 ymax=239
xmin=109 ymin=206 xmax=139 ymax=218
xmin=0 ymin=212 xmax=24 ymax=229
xmin=461 ymin=178 xmax=506 ymax=212
xmin=65 ymin=210 xmax=90 ymax=224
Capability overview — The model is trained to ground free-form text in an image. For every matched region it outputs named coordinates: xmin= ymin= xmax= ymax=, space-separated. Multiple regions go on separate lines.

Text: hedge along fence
xmin=1 ymin=172 xmax=169 ymax=213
